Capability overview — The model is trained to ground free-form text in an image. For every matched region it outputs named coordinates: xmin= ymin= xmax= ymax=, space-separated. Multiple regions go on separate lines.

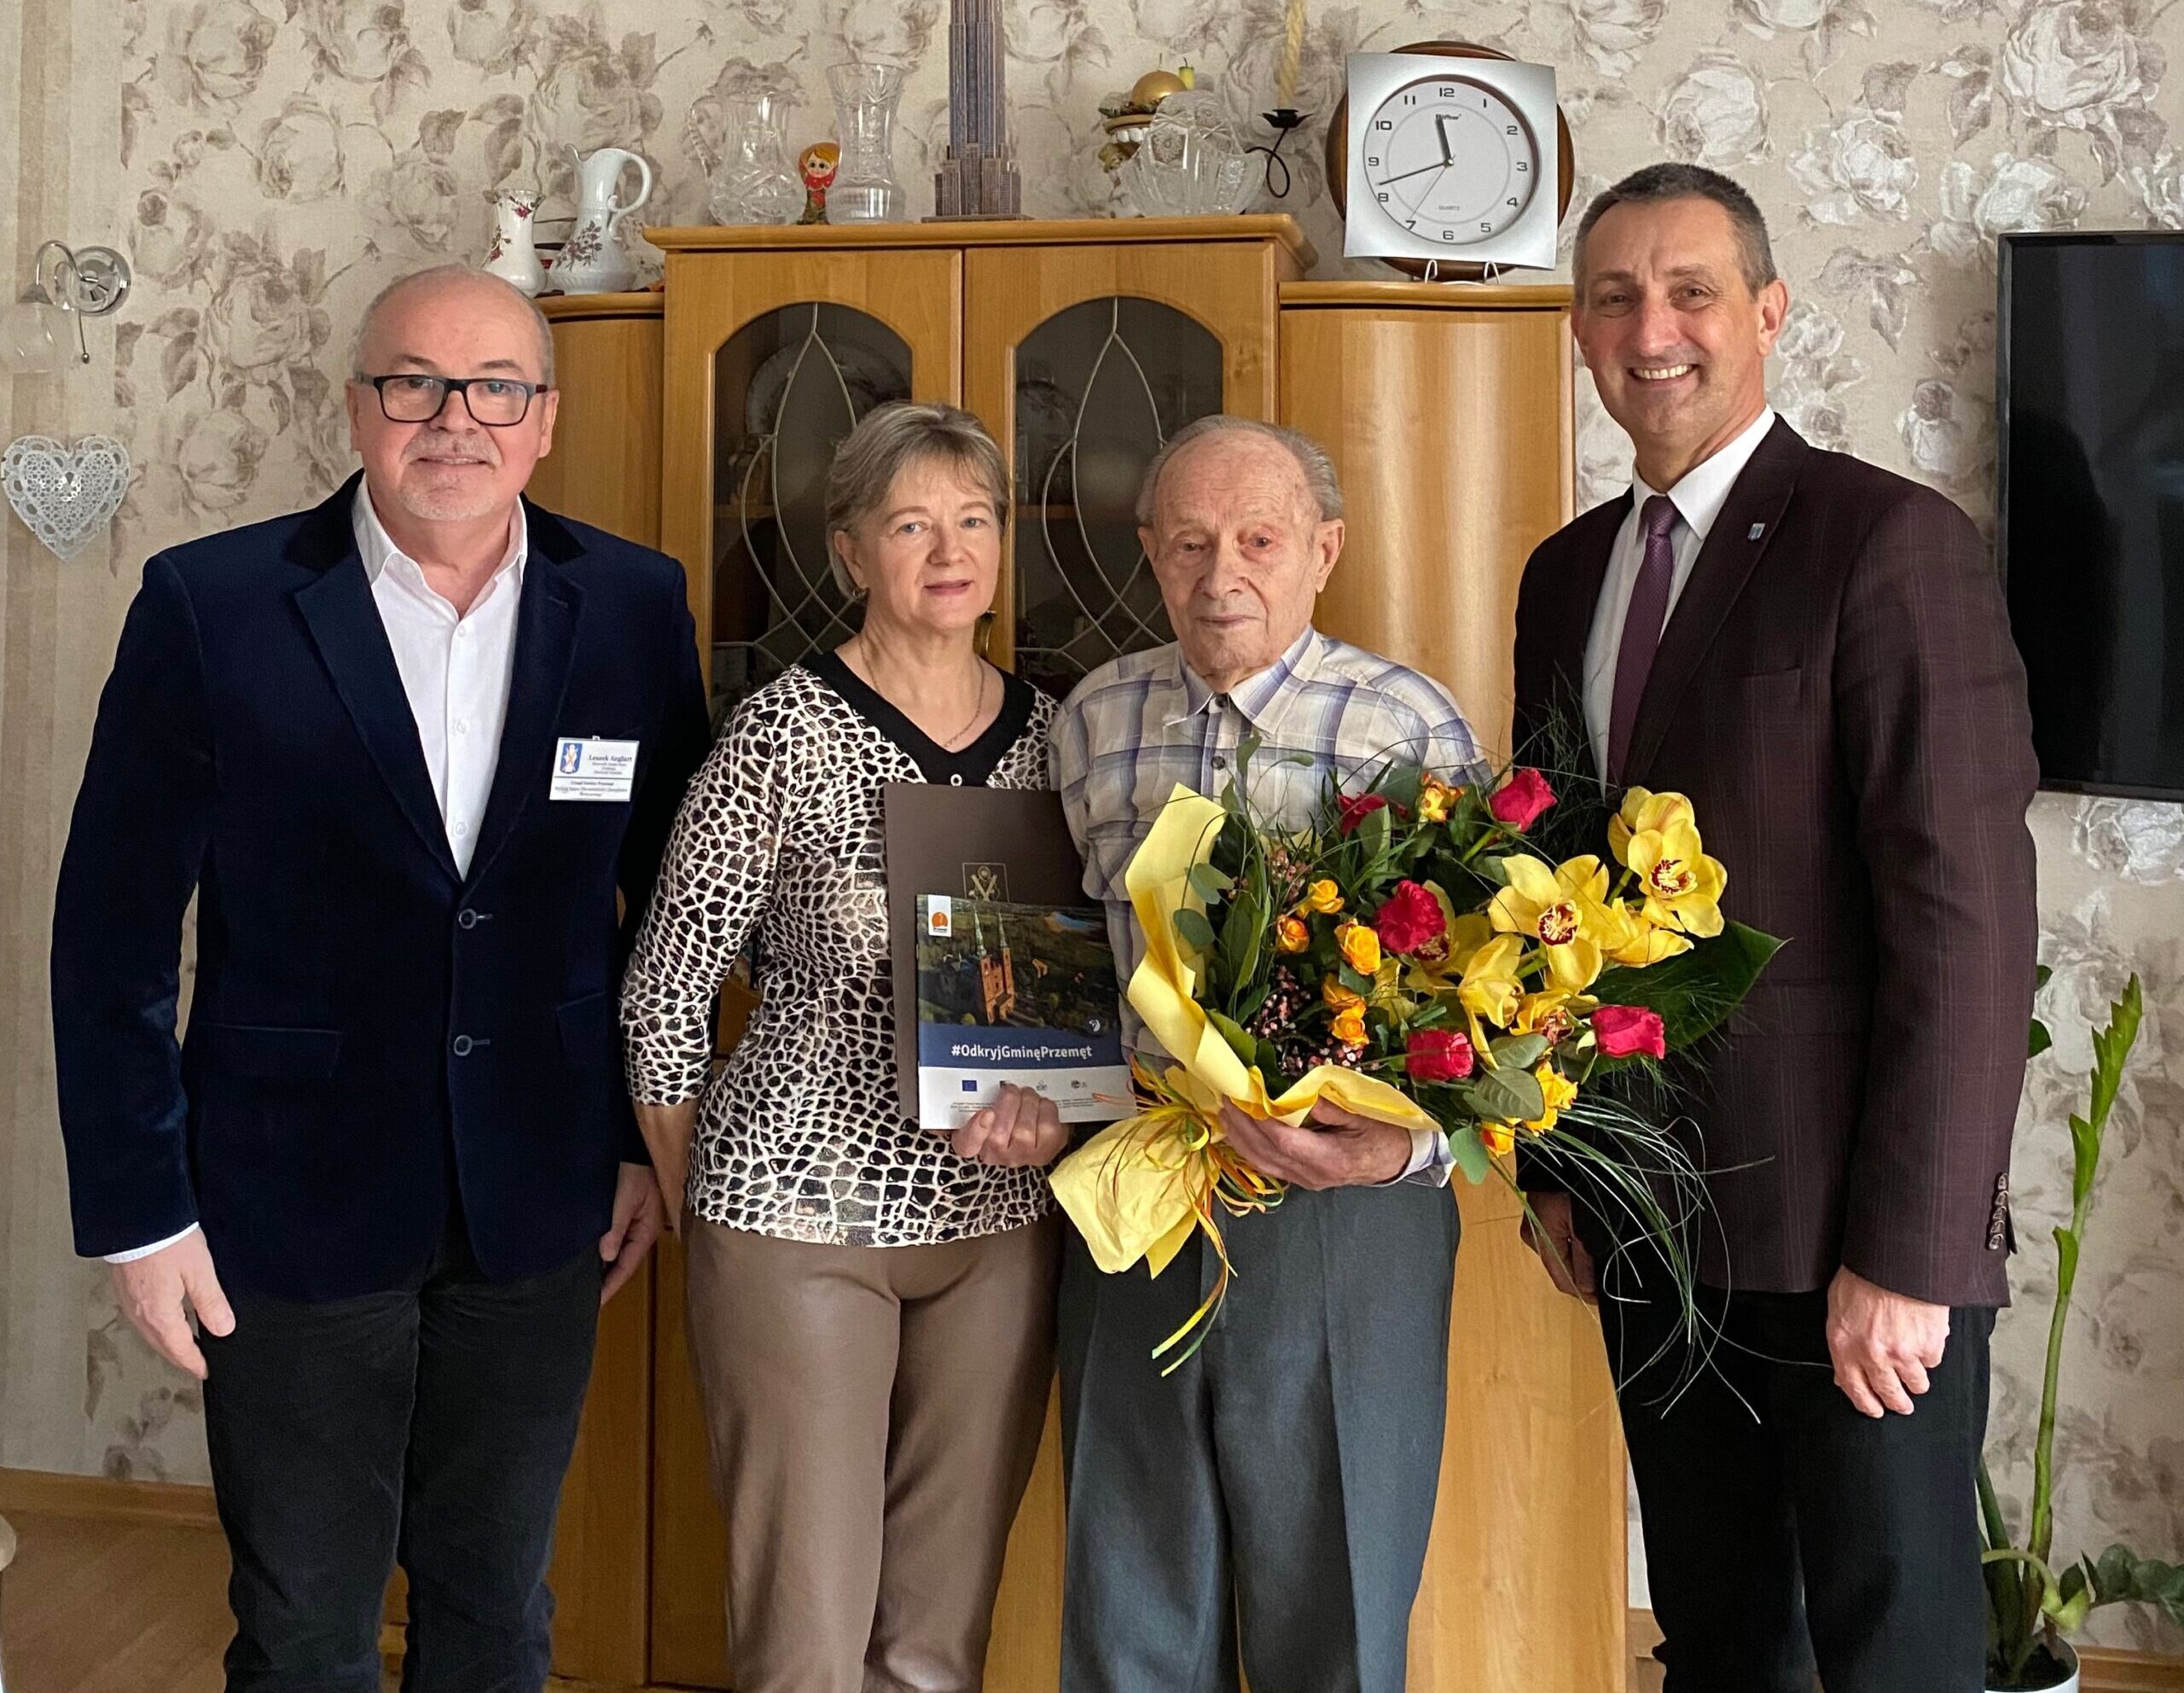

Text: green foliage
xmin=1589 ymin=923 xmax=1785 ymax=1048
xmin=1982 ymin=974 xmax=2165 ymax=1687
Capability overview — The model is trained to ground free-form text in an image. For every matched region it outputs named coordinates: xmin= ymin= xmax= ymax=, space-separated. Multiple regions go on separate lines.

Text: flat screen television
xmin=1998 ymin=230 xmax=2184 ymax=800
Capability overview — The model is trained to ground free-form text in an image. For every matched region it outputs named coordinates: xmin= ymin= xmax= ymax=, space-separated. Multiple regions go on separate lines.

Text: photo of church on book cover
xmin=913 ymin=895 xmax=1132 ymax=1129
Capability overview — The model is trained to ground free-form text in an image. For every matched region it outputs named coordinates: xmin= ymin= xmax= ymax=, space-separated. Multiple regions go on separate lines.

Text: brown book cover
xmin=882 ymin=783 xmax=1125 ymax=1124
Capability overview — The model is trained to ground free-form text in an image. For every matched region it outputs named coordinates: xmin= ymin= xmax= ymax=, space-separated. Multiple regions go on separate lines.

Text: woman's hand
xmin=953 ymin=1083 xmax=1070 ymax=1167
xmin=634 ymin=1099 xmax=700 ymax=1234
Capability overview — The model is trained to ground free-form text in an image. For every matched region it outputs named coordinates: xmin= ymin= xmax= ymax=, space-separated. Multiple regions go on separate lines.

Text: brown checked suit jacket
xmin=1513 ymin=416 xmax=2040 ymax=1309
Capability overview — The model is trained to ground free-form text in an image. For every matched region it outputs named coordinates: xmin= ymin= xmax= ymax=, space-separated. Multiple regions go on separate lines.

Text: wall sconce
xmin=2 ymin=241 xmax=131 ymax=376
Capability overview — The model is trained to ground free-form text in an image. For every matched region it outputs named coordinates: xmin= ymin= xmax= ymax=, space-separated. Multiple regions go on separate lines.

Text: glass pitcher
xmin=709 ymin=92 xmax=804 ymax=225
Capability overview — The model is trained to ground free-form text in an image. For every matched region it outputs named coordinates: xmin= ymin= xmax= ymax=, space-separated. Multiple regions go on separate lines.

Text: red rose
xmin=1488 ymin=768 xmax=1557 ymax=830
xmin=1337 ymin=793 xmax=1391 ymax=835
xmin=1371 ymin=880 xmax=1446 ymax=954
xmin=1405 ymin=1027 xmax=1475 ymax=1083
xmin=1593 ymin=1004 xmax=1667 ymax=1060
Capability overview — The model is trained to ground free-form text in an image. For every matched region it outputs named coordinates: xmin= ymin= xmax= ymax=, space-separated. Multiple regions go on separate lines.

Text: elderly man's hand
xmin=953 ymin=1083 xmax=1071 ymax=1168
xmin=1216 ymin=1097 xmax=1412 ymax=1190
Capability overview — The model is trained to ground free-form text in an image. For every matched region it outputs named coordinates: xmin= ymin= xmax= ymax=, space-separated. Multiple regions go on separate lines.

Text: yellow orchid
xmin=1275 ymin=915 xmax=1310 ymax=953
xmin=1525 ymin=1063 xmax=1578 ymax=1134
xmin=1603 ymin=903 xmax=1694 ymax=968
xmin=1512 ymin=988 xmax=1595 ymax=1046
xmin=1610 ymin=789 xmax=1727 ymax=938
xmin=1455 ymin=932 xmax=1526 ymax=1029
xmin=1302 ymin=879 xmax=1344 ymax=915
xmin=1488 ymin=855 xmax=1631 ymax=992
xmin=1415 ymin=772 xmax=1463 ymax=823
xmin=1331 ymin=1004 xmax=1368 ymax=1044
xmin=1337 ymin=919 xmax=1382 ymax=974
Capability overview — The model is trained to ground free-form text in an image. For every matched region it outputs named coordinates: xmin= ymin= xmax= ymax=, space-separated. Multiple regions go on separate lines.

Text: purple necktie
xmin=1608 ymin=494 xmax=1678 ymax=782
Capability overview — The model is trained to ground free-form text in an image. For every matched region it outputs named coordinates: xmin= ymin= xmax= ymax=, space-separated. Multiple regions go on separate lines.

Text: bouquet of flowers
xmin=1049 ymin=739 xmax=1780 ymax=1370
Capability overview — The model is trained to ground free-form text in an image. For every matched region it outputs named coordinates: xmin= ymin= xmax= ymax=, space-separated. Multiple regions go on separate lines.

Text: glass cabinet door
xmin=1009 ymin=297 xmax=1223 ymax=699
xmin=708 ymin=303 xmax=911 ymax=718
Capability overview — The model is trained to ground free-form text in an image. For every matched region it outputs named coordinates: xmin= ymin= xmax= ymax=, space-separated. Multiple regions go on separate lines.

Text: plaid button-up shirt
xmin=1050 ymin=626 xmax=1484 ymax=1181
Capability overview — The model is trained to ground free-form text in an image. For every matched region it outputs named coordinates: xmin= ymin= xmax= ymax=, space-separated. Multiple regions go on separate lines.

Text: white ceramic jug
xmin=547 ymin=147 xmax=653 ymax=294
xmin=481 ymin=187 xmax=546 ymax=296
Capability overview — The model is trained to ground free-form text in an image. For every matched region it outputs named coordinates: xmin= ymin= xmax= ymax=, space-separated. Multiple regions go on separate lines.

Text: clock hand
xmin=1436 ymin=113 xmax=1454 ymax=166
xmin=1377 ymin=160 xmax=1449 ymax=187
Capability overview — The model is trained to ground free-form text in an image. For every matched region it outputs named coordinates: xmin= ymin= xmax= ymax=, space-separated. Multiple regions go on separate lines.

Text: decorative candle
xmin=1275 ymin=0 xmax=1305 ymax=106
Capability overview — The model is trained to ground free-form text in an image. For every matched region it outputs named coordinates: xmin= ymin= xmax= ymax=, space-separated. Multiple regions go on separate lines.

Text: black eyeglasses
xmin=357 ymin=374 xmax=550 ymax=427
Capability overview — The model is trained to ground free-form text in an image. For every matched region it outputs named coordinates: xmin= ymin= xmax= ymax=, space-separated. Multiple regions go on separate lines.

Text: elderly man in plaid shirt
xmin=1048 ymin=415 xmax=1482 ymax=1693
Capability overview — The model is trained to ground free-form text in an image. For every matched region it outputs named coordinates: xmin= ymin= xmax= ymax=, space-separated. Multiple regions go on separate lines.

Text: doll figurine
xmin=799 ymin=142 xmax=839 ymax=224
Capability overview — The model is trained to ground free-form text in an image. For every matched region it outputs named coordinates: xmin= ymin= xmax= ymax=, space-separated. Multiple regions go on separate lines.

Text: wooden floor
xmin=0 ymin=1511 xmax=627 ymax=1693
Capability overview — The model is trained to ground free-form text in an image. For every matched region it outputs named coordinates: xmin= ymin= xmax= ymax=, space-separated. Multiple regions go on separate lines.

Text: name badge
xmin=550 ymin=736 xmax=639 ymax=802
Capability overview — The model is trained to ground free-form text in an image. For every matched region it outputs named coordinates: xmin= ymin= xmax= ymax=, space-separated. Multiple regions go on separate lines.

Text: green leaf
xmin=2053 ymin=1225 xmax=2080 ymax=1295
xmin=2067 ymin=1113 xmax=2099 ymax=1207
xmin=1234 ymin=733 xmax=1261 ymax=787
xmin=1254 ymin=1038 xmax=1283 ymax=1080
xmin=2035 ymin=963 xmax=2053 ymax=992
xmin=1207 ymin=1009 xmax=1258 ymax=1068
xmin=1188 ymin=863 xmax=1235 ymax=902
xmin=1463 ymin=1064 xmax=1544 ymax=1124
xmin=1589 ymin=921 xmax=1785 ymax=1048
xmin=1490 ymin=1033 xmax=1548 ymax=1072
xmin=2083 ymin=1545 xmax=2184 ymax=1627
xmin=1174 ymin=908 xmax=1217 ymax=956
xmin=1359 ymin=800 xmax=1392 ymax=860
xmin=2029 ymin=1018 xmax=2052 ymax=1060
xmin=1448 ymin=1126 xmax=1494 ymax=1183
xmin=1338 ymin=963 xmax=1372 ymax=995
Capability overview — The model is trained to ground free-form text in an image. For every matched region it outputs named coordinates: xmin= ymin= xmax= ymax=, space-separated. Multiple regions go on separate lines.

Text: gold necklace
xmin=848 ymin=638 xmax=990 ymax=749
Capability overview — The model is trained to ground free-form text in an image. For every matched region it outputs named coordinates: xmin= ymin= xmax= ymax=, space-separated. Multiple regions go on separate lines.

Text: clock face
xmin=1357 ymin=77 xmax=1542 ymax=247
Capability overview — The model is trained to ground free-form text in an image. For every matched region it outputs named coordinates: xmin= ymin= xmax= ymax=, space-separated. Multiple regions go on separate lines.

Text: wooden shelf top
xmin=647 ymin=214 xmax=1317 ymax=268
xmin=1281 ymin=279 xmax=1572 ymax=311
xmin=538 ymin=291 xmax=664 ymax=319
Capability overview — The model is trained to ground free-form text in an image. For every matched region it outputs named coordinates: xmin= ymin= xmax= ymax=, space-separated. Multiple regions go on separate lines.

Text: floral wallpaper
xmin=1 ymin=0 xmax=2180 ymax=1658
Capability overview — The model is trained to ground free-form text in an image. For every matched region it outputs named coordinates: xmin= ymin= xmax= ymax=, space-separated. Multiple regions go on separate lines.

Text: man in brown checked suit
xmin=1513 ymin=163 xmax=2040 ymax=1692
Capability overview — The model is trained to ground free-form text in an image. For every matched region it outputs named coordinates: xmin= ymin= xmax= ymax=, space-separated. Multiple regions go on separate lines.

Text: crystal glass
xmin=1119 ymin=93 xmax=1254 ymax=218
xmin=708 ymin=93 xmax=804 ymax=225
xmin=826 ymin=62 xmax=907 ymax=223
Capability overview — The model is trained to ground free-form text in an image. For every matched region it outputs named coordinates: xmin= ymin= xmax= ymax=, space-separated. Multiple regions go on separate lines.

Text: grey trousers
xmin=1056 ymin=1179 xmax=1461 ymax=1693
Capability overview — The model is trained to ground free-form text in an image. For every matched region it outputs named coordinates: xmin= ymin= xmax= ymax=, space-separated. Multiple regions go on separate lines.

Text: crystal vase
xmin=709 ymin=93 xmax=804 ymax=225
xmin=826 ymin=62 xmax=907 ymax=223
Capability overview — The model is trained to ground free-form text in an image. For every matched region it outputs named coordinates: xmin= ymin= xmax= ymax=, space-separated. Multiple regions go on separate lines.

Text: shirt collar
xmin=1166 ymin=625 xmax=1324 ymax=730
xmin=1632 ymin=405 xmax=1777 ymax=543
xmin=351 ymin=480 xmax=527 ymax=591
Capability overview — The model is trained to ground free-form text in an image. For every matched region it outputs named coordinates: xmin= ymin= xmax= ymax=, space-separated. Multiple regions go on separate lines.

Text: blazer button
xmin=457 ymin=909 xmax=479 ymax=930
xmin=452 ymin=1034 xmax=473 ymax=1057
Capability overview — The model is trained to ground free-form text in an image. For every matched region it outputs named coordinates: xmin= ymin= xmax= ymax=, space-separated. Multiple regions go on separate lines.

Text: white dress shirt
xmin=106 ymin=486 xmax=527 ymax=1265
xmin=1582 ymin=406 xmax=1777 ymax=779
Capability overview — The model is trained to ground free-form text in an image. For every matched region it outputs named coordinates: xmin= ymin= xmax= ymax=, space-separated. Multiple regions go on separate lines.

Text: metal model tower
xmin=931 ymin=0 xmax=1023 ymax=218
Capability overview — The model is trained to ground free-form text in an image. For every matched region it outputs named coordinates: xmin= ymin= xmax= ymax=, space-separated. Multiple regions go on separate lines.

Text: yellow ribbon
xmin=1051 ymin=786 xmax=1440 ymax=1316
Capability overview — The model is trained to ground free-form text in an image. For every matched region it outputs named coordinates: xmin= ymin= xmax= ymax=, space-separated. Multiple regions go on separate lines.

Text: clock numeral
xmin=1438 ymin=84 xmax=1455 ymax=96
xmin=1507 ymin=197 xmax=1519 ymax=207
xmin=1515 ymin=160 xmax=1529 ymax=172
xmin=1479 ymin=221 xmax=1493 ymax=233
xmin=1376 ymin=191 xmax=1390 ymax=202
xmin=1441 ymin=230 xmax=1455 ymax=241
xmin=1365 ymin=154 xmax=1380 ymax=166
xmin=1374 ymin=119 xmax=1393 ymax=131
xmin=1403 ymin=93 xmax=1417 ymax=104
xmin=1405 ymin=218 xmax=1417 ymax=230
xmin=1506 ymin=125 xmax=1519 ymax=136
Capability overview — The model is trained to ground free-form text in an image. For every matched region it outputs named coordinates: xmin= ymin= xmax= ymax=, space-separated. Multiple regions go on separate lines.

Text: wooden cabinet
xmin=529 ymin=230 xmax=1618 ymax=1693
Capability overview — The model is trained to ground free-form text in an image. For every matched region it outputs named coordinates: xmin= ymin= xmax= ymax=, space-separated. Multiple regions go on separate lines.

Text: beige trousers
xmin=683 ymin=1215 xmax=1060 ymax=1693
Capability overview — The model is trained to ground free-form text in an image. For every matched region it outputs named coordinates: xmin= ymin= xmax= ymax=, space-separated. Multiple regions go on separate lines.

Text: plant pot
xmin=1989 ymin=1638 xmax=2080 ymax=1693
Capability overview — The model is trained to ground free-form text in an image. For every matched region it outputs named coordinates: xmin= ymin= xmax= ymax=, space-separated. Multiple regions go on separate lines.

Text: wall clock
xmin=1327 ymin=44 xmax=1574 ymax=279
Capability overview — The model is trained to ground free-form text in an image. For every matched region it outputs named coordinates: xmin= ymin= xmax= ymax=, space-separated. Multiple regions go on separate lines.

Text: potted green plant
xmin=1981 ymin=972 xmax=2184 ymax=1690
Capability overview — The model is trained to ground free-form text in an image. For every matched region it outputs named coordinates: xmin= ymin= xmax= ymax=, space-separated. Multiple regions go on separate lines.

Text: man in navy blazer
xmin=50 ymin=265 xmax=711 ymax=1693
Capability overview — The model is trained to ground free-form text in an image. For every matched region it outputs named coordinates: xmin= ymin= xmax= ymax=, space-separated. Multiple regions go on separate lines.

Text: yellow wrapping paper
xmin=1051 ymin=785 xmax=1439 ymax=1277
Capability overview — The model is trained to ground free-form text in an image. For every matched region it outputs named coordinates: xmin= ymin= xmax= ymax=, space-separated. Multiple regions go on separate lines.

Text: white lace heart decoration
xmin=3 ymin=433 xmax=132 ymax=560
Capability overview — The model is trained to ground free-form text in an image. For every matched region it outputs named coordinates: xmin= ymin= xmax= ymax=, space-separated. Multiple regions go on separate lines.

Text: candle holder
xmin=1251 ymin=107 xmax=1310 ymax=199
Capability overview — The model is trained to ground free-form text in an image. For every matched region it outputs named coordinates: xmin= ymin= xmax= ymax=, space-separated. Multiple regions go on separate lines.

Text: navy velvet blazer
xmin=51 ymin=474 xmax=712 ymax=1300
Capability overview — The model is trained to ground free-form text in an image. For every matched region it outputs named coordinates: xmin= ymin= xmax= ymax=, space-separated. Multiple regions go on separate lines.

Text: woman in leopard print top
xmin=620 ymin=404 xmax=1066 ymax=1692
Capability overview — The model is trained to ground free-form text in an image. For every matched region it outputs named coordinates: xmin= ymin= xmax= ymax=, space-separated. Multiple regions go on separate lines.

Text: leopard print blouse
xmin=620 ymin=654 xmax=1060 ymax=1247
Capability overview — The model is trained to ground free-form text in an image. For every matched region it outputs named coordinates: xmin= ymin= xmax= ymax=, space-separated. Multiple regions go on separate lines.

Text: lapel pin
xmin=1748 ymin=522 xmax=1766 ymax=540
